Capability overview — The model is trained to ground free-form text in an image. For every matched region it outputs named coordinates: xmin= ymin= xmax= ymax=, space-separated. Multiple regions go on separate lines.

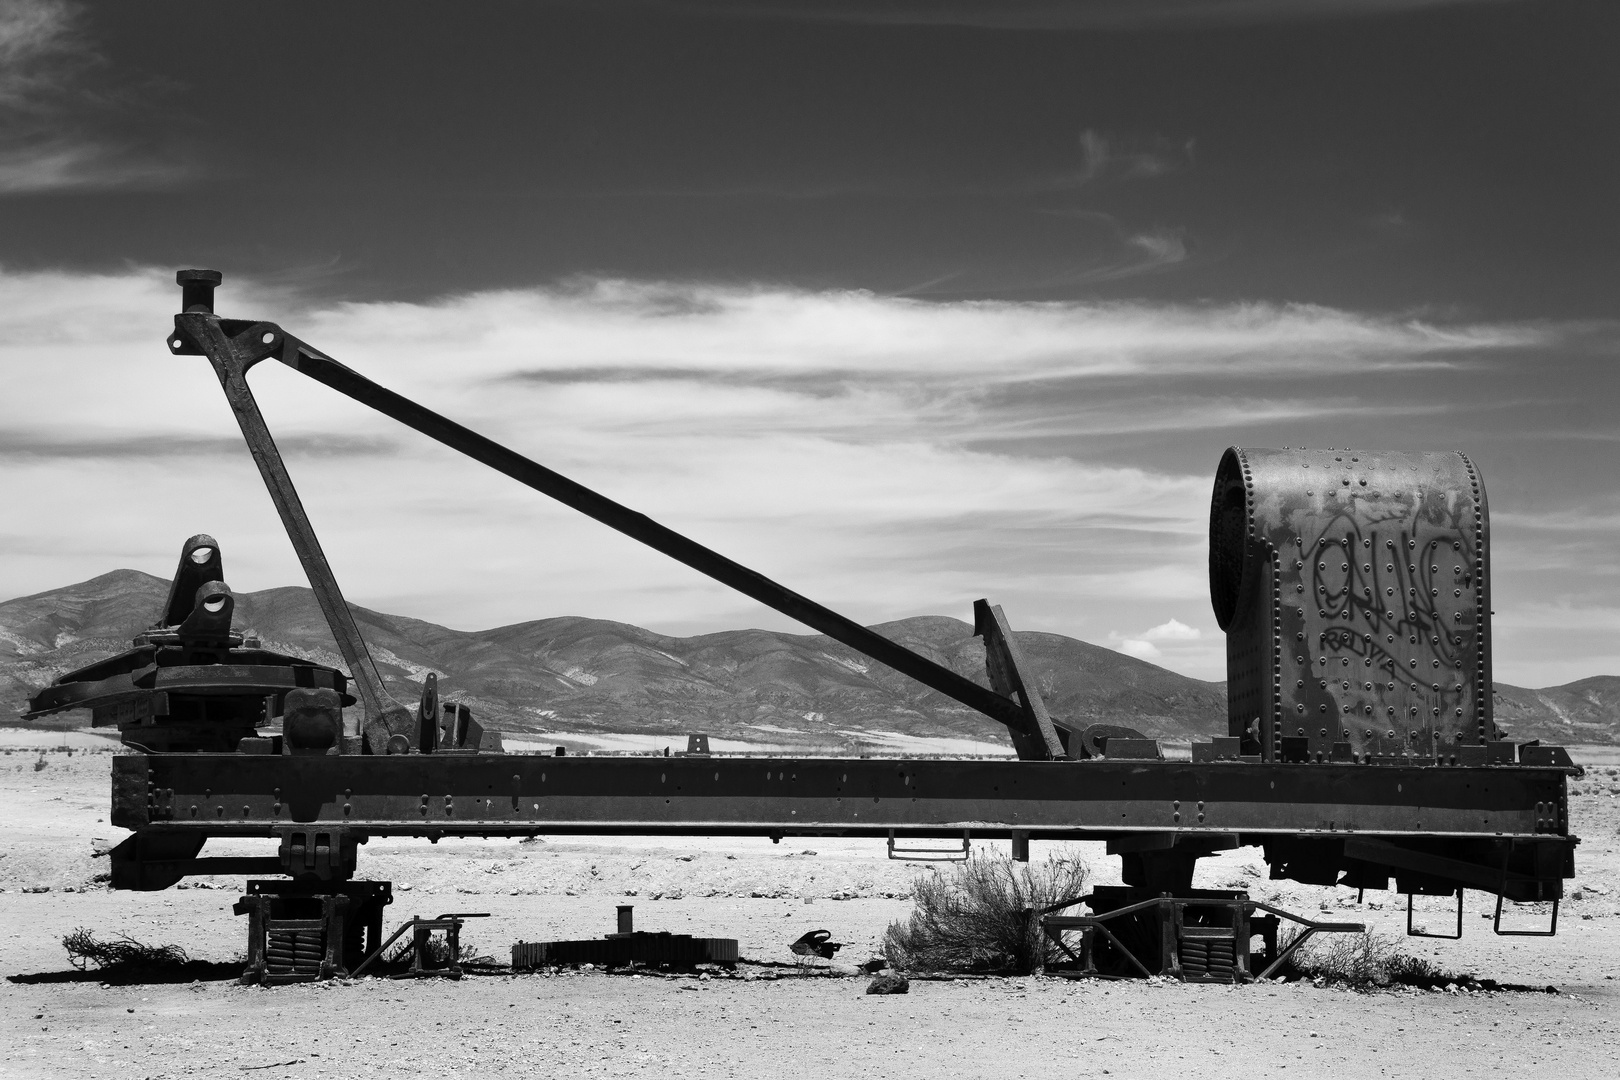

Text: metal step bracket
xmin=887 ymin=830 xmax=971 ymax=862
xmin=1492 ymin=893 xmax=1559 ymax=937
xmin=1406 ymin=890 xmax=1464 ymax=939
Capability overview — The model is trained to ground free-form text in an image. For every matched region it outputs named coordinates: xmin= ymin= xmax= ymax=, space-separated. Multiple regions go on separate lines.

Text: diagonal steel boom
xmin=168 ymin=271 xmax=1061 ymax=756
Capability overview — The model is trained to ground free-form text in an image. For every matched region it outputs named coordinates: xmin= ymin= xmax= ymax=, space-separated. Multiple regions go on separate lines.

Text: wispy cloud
xmin=0 ymin=430 xmax=399 ymax=461
xmin=1109 ymin=617 xmax=1216 ymax=665
xmin=529 ymin=126 xmax=1195 ymax=206
xmin=1111 ymin=637 xmax=1163 ymax=661
xmin=1127 ymin=228 xmax=1187 ymax=267
xmin=0 ymin=133 xmax=187 ymax=195
xmin=325 ymin=277 xmax=1543 ymax=388
xmin=0 ymin=0 xmax=187 ymax=194
xmin=1055 ymin=130 xmax=1194 ymax=191
xmin=1141 ymin=618 xmax=1201 ymax=641
xmin=1495 ymin=505 xmax=1620 ymax=533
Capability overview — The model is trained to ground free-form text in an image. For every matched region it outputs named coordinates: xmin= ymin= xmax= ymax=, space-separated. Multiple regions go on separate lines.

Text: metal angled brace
xmin=1248 ymin=902 xmax=1365 ymax=980
xmin=168 ymin=271 xmax=1058 ymax=758
xmin=974 ymin=599 xmax=1069 ymax=759
xmin=352 ymin=912 xmax=490 ymax=979
xmin=1040 ymin=894 xmax=1363 ymax=982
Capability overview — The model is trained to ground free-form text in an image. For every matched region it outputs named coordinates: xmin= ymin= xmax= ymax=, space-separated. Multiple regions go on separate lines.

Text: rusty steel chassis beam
xmin=111 ymin=753 xmax=1574 ymax=899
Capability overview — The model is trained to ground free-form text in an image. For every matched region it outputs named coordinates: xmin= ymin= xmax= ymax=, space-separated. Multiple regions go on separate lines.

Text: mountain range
xmin=2 ymin=570 xmax=1616 ymax=750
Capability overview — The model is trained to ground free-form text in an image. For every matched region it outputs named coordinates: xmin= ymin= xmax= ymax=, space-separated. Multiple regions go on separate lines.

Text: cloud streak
xmin=334 ymin=277 xmax=1544 ymax=387
xmin=1062 ymin=130 xmax=1193 ymax=190
xmin=0 ymin=430 xmax=399 ymax=461
xmin=0 ymin=0 xmax=77 ymax=107
xmin=0 ymin=0 xmax=186 ymax=195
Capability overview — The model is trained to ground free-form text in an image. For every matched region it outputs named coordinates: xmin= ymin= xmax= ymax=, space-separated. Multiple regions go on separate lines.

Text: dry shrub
xmin=63 ymin=928 xmax=189 ymax=973
xmin=1276 ymin=929 xmax=1442 ymax=989
xmin=883 ymin=853 xmax=1087 ymax=975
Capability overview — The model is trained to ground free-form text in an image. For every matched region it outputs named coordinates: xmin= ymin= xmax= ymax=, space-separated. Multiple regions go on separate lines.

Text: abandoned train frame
xmin=28 ymin=270 xmax=1580 ymax=983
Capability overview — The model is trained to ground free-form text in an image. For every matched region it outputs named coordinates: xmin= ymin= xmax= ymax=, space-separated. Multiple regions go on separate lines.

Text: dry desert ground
xmin=2 ymin=731 xmax=1618 ymax=1080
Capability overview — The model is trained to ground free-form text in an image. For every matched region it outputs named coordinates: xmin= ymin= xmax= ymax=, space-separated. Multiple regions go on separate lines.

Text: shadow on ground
xmin=7 ymin=961 xmax=241 ymax=985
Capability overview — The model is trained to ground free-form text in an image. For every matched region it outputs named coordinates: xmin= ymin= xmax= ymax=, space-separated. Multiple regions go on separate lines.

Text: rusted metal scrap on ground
xmin=511 ymin=905 xmax=739 ymax=972
xmin=26 ymin=271 xmax=1581 ymax=984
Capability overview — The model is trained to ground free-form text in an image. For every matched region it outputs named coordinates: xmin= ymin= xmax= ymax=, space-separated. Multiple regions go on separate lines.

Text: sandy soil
xmin=2 ymin=743 xmax=1617 ymax=1079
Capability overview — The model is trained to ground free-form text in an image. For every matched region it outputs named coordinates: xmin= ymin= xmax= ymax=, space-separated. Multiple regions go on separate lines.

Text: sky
xmin=0 ymin=0 xmax=1615 ymax=686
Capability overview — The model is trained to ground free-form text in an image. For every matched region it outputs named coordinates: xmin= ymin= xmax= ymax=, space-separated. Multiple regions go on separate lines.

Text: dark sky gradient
xmin=3 ymin=0 xmax=1615 ymax=315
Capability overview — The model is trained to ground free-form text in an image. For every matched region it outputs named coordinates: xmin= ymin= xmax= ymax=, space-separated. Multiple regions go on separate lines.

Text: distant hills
xmin=2 ymin=570 xmax=1615 ymax=749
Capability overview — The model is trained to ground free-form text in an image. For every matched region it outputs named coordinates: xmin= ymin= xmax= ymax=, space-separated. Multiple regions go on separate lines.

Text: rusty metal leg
xmin=1233 ymin=903 xmax=1253 ymax=982
xmin=238 ymin=895 xmax=268 ymax=985
xmin=446 ymin=920 xmax=464 ymax=979
xmin=321 ymin=895 xmax=347 ymax=979
xmin=411 ymin=925 xmax=430 ymax=976
xmin=1160 ymin=899 xmax=1183 ymax=979
xmin=1077 ymin=927 xmax=1098 ymax=976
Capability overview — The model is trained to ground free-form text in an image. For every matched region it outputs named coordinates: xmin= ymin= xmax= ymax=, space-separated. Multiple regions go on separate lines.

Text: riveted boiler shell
xmin=1210 ymin=447 xmax=1491 ymax=763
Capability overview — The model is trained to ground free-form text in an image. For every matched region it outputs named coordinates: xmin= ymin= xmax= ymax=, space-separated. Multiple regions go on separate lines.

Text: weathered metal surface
xmin=973 ymin=599 xmax=1069 ymax=759
xmin=1212 ymin=447 xmax=1491 ymax=764
xmin=110 ymin=753 xmax=1570 ymax=841
xmin=159 ymin=534 xmax=224 ymax=627
xmin=165 ymin=271 xmax=1044 ymax=754
xmin=234 ymin=879 xmax=392 ymax=984
xmin=512 ymin=933 xmax=738 ymax=970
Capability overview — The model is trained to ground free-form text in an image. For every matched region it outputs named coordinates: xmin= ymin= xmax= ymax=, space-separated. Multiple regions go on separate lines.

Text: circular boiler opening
xmin=1209 ymin=448 xmax=1249 ymax=630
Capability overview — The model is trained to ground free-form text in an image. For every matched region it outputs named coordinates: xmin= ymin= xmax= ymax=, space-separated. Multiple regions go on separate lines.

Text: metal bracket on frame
xmin=1492 ymin=892 xmax=1559 ymax=937
xmin=887 ymin=830 xmax=971 ymax=862
xmin=1406 ymin=890 xmax=1463 ymax=939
